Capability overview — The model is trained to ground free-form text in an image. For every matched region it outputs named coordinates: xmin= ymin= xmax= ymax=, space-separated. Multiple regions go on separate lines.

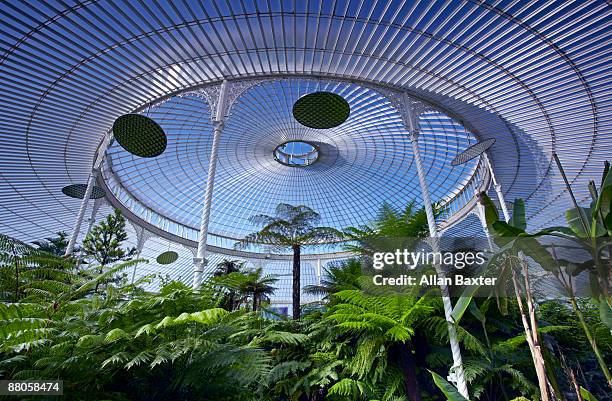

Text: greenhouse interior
xmin=0 ymin=1 xmax=611 ymax=400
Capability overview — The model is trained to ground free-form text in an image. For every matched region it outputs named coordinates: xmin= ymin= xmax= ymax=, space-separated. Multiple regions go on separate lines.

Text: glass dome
xmin=101 ymin=78 xmax=480 ymax=253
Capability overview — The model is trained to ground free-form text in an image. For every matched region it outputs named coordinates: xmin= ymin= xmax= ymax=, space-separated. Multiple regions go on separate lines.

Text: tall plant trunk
xmin=228 ymin=292 xmax=235 ymax=311
xmin=253 ymin=293 xmax=258 ymax=312
xmin=12 ymin=244 xmax=19 ymax=302
xmin=511 ymin=259 xmax=551 ymax=401
xmin=313 ymin=387 xmax=327 ymax=401
xmin=292 ymin=245 xmax=301 ymax=320
xmin=391 ymin=343 xmax=421 ymax=401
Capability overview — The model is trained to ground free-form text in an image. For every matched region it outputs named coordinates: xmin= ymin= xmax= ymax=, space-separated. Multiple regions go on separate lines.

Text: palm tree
xmin=237 ymin=204 xmax=342 ymax=319
xmin=238 ymin=268 xmax=278 ymax=312
xmin=211 ymin=260 xmax=244 ymax=311
xmin=214 ymin=259 xmax=243 ymax=276
xmin=303 ymin=258 xmax=362 ymax=301
xmin=343 ymin=201 xmax=433 ymax=255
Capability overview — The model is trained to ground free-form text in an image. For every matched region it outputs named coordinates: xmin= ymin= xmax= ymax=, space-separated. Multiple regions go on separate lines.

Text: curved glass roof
xmin=104 ymin=78 xmax=479 ymax=246
xmin=0 ymin=0 xmax=610 ymax=297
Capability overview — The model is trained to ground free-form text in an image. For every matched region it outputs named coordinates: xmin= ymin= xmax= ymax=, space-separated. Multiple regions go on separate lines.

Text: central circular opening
xmin=273 ymin=141 xmax=319 ymax=167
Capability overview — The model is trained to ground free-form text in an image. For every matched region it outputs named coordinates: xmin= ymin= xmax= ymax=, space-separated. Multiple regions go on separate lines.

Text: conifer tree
xmin=32 ymin=231 xmax=71 ymax=256
xmin=82 ymin=209 xmax=135 ymax=291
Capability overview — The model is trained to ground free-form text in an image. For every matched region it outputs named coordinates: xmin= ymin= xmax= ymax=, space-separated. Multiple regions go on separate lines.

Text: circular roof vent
xmin=62 ymin=184 xmax=106 ymax=199
xmin=273 ymin=141 xmax=319 ymax=167
xmin=292 ymin=92 xmax=350 ymax=129
xmin=451 ymin=138 xmax=496 ymax=166
xmin=113 ymin=114 xmax=167 ymax=158
xmin=156 ymin=251 xmax=178 ymax=265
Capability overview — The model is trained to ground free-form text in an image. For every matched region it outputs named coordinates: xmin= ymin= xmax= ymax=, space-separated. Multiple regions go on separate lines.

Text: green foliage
xmin=600 ymin=298 xmax=612 ymax=331
xmin=304 ymin=258 xmax=363 ymax=301
xmin=580 ymin=386 xmax=599 ymax=401
xmin=31 ymin=231 xmax=71 ymax=256
xmin=209 ymin=267 xmax=277 ymax=312
xmin=238 ymin=203 xmax=342 ymax=249
xmin=343 ymin=201 xmax=433 ymax=255
xmin=82 ymin=209 xmax=135 ymax=266
xmin=81 ymin=209 xmax=136 ymax=293
xmin=428 ymin=370 xmax=468 ymax=401
xmin=0 ymin=261 xmax=269 ymax=400
xmin=478 ymin=161 xmax=612 ymax=388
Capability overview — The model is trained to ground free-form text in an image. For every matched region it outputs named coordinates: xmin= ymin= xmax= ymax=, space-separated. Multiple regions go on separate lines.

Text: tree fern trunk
xmin=391 ymin=342 xmax=421 ymax=401
xmin=12 ymin=243 xmax=19 ymax=302
xmin=292 ymin=245 xmax=301 ymax=320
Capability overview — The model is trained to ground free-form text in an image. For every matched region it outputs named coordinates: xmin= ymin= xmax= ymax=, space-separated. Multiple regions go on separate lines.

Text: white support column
xmin=131 ymin=226 xmax=148 ymax=284
xmin=193 ymin=81 xmax=230 ymax=289
xmin=85 ymin=198 xmax=103 ymax=238
xmin=65 ymin=168 xmax=99 ymax=256
xmin=474 ymin=202 xmax=494 ymax=251
xmin=65 ymin=134 xmax=111 ymax=256
xmin=410 ymin=129 xmax=469 ymax=398
xmin=483 ymin=153 xmax=510 ymax=222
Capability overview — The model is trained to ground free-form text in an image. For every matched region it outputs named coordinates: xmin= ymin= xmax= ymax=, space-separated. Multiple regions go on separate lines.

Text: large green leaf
xmin=587 ymin=197 xmax=609 ymax=238
xmin=515 ymin=238 xmax=557 ymax=272
xmin=600 ymin=298 xmax=612 ymax=331
xmin=429 ymin=370 xmax=468 ymax=401
xmin=606 ymin=211 xmax=612 ymax=236
xmin=600 ymin=161 xmax=610 ymax=189
xmin=510 ymin=199 xmax=526 ymax=230
xmin=593 ymin=160 xmax=612 ymax=228
xmin=566 ymin=207 xmax=592 ymax=238
xmin=596 ymin=159 xmax=612 ymax=211
xmin=478 ymin=192 xmax=499 ymax=227
xmin=451 ymin=285 xmax=479 ymax=324
xmin=580 ymin=386 xmax=599 ymax=401
xmin=491 ymin=221 xmax=525 ymax=237
xmin=531 ymin=226 xmax=576 ymax=237
xmin=468 ymin=300 xmax=485 ymax=324
xmin=105 ymin=328 xmax=129 ymax=342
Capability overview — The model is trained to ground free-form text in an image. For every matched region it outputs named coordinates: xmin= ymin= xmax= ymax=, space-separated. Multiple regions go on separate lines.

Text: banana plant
xmin=485 ymin=161 xmax=612 ymax=388
xmin=474 ymin=194 xmax=561 ymax=401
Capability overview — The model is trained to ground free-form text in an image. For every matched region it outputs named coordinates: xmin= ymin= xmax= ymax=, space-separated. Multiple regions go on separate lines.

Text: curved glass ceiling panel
xmin=105 ymin=78 xmax=479 ymax=244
